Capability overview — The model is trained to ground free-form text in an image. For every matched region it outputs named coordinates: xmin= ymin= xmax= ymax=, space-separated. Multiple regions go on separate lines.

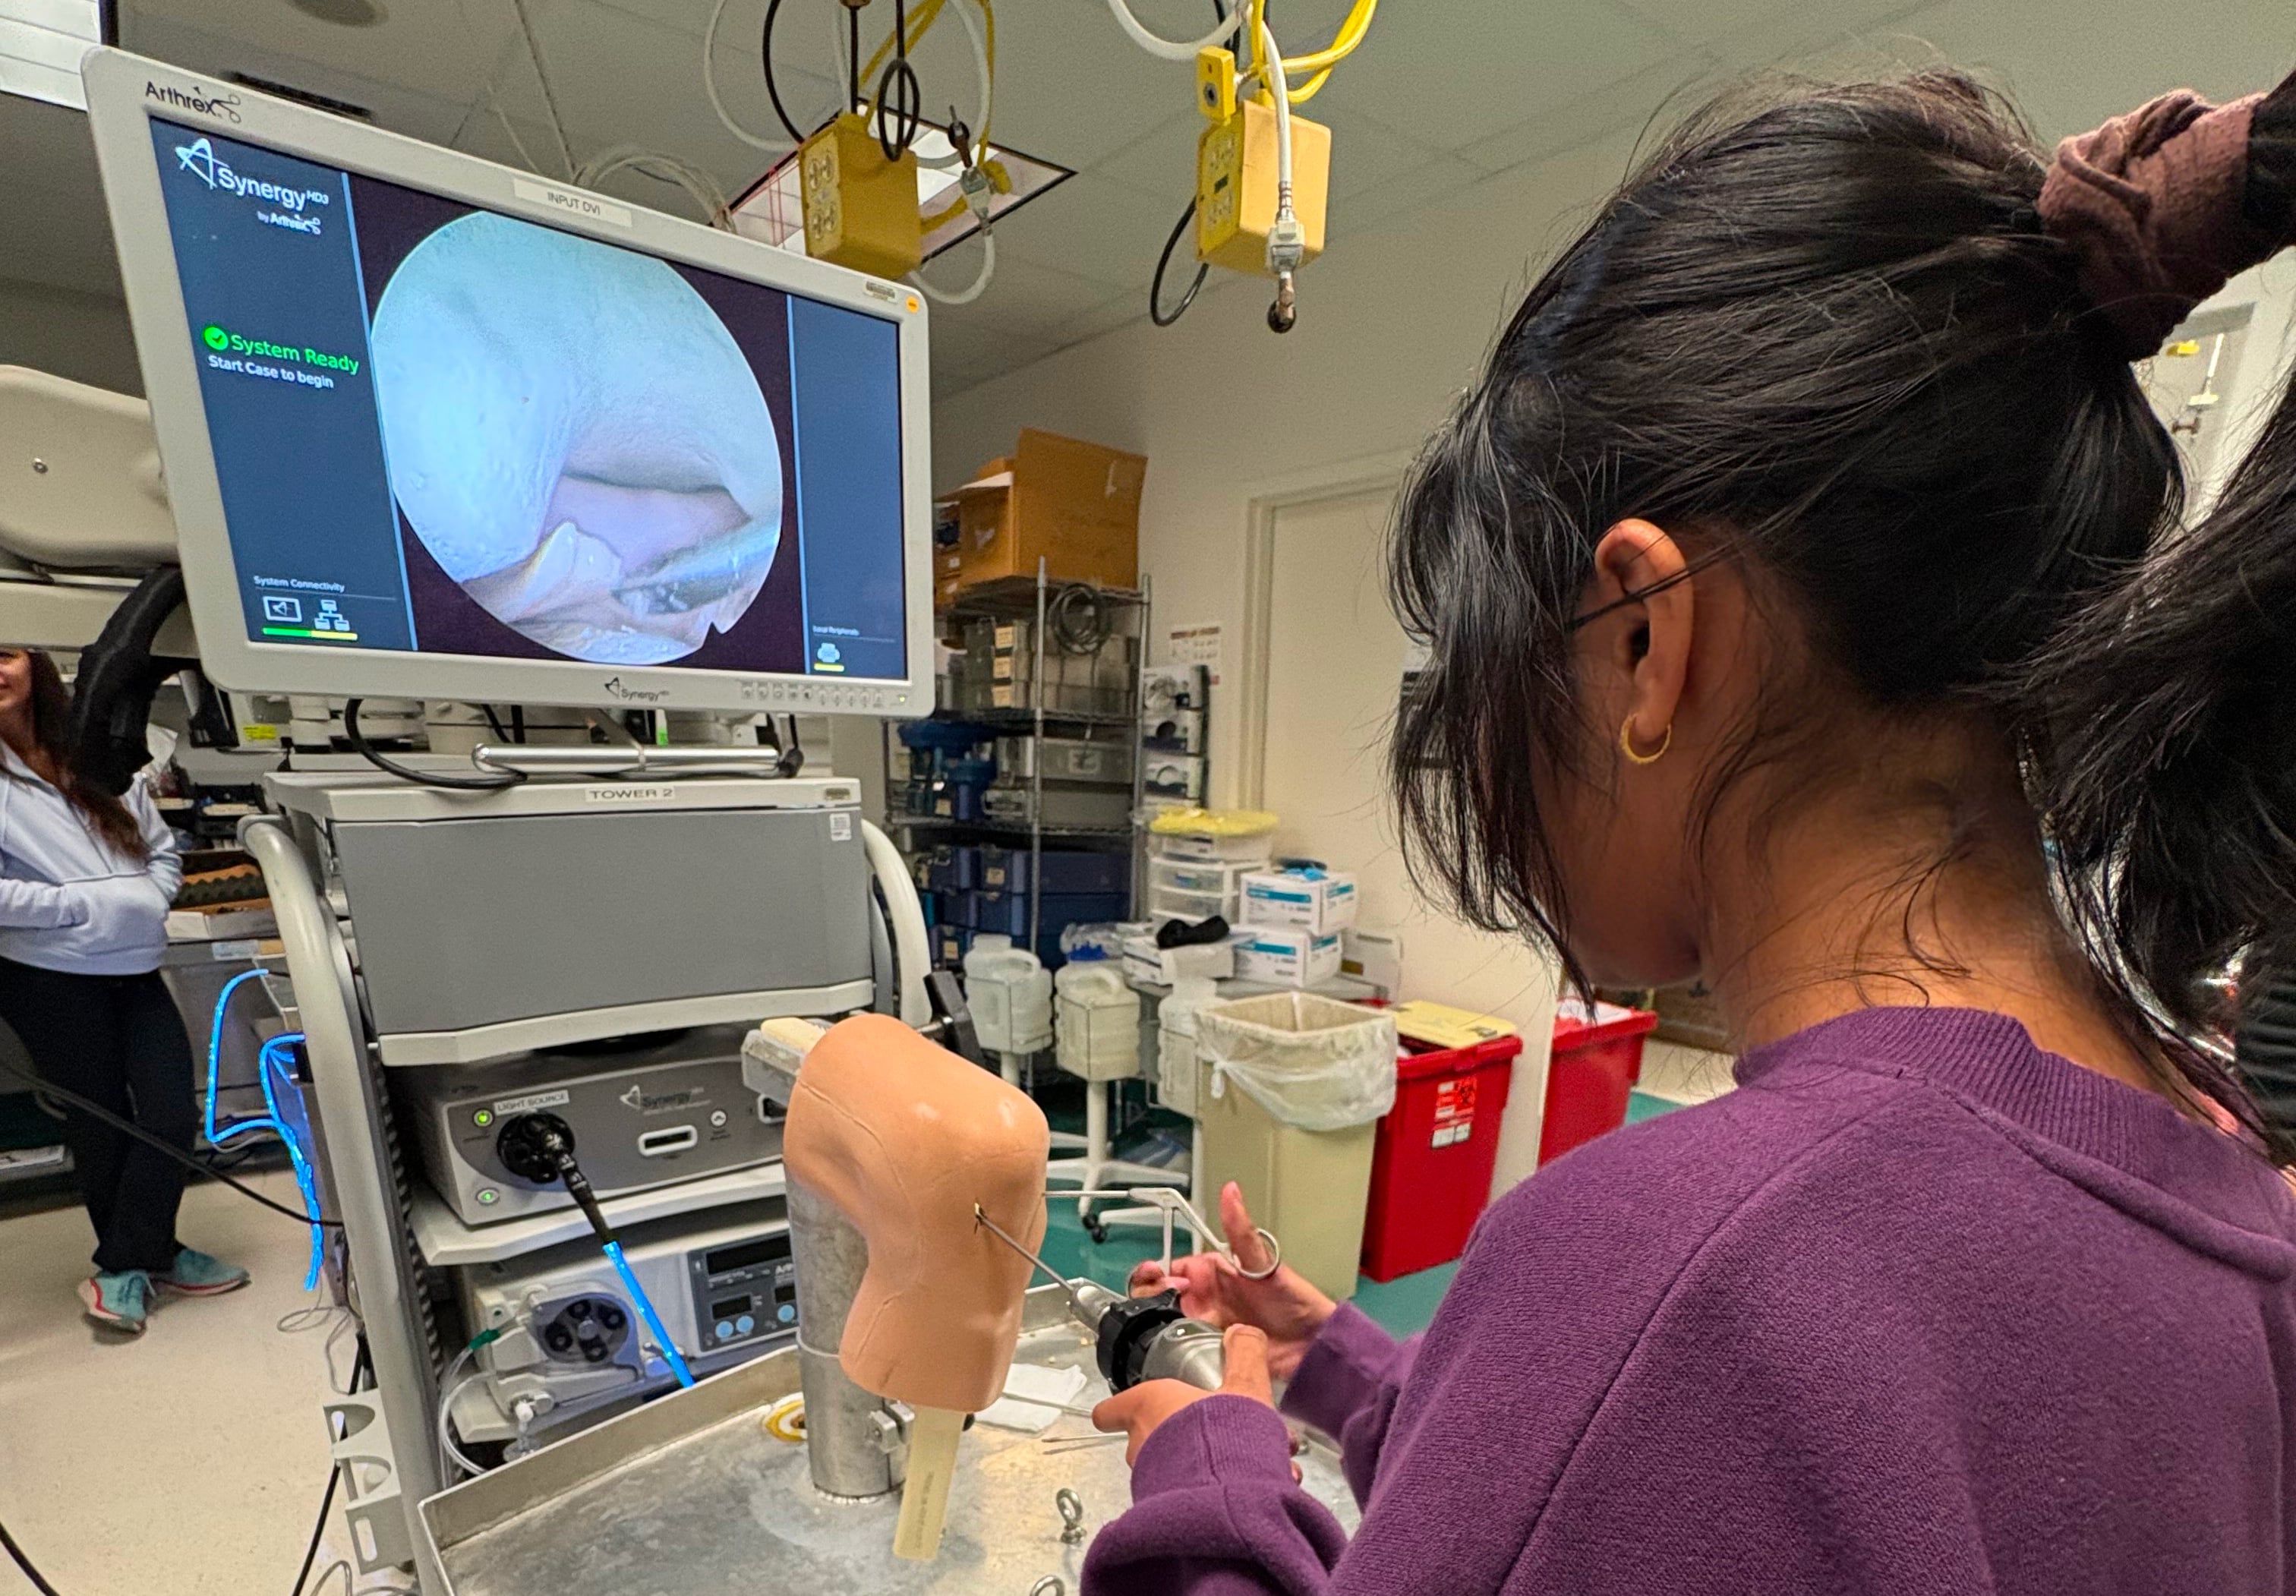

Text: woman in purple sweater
xmin=1086 ymin=67 xmax=2296 ymax=1596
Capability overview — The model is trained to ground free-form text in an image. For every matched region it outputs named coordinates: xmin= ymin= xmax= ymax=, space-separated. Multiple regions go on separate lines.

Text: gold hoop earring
xmin=1620 ymin=717 xmax=1671 ymax=766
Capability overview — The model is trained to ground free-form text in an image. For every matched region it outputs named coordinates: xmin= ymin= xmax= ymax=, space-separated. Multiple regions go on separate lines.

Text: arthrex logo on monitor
xmin=144 ymin=81 xmax=243 ymax=123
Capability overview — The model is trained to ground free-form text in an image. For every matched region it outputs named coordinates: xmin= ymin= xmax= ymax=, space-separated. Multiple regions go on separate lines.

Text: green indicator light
xmin=202 ymin=325 xmax=229 ymax=351
xmin=476 ymin=1188 xmax=500 ymax=1206
xmin=472 ymin=1109 xmax=494 ymax=1128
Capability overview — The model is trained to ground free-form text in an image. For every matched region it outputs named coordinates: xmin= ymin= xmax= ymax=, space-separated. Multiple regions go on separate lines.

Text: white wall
xmin=933 ymin=126 xmax=1645 ymax=803
xmin=932 ymin=127 xmax=1654 ymax=1191
xmin=0 ymin=281 xmax=140 ymax=396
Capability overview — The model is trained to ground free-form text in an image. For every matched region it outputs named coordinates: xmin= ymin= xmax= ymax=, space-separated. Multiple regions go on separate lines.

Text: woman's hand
xmin=1126 ymin=1181 xmax=1336 ymax=1381
xmin=1093 ymin=1323 xmax=1283 ymax=1466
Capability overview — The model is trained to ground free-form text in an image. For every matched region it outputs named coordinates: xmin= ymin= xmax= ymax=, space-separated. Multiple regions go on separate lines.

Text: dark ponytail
xmin=1389 ymin=67 xmax=2296 ymax=1162
xmin=4 ymin=651 xmax=150 ymax=866
xmin=2020 ymin=73 xmax=2296 ymax=1159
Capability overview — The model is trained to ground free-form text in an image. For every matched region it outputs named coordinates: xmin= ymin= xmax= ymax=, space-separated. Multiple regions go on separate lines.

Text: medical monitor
xmin=80 ymin=49 xmax=932 ymax=718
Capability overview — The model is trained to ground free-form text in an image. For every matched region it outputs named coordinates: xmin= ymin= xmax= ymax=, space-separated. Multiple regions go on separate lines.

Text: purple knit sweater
xmin=1083 ymin=1007 xmax=2296 ymax=1594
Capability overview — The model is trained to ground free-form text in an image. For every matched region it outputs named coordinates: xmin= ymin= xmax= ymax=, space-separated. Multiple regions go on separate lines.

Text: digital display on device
xmin=144 ymin=121 xmax=908 ymax=682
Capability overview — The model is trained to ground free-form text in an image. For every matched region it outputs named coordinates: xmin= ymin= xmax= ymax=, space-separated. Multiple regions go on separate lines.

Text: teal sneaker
xmin=80 ymin=1270 xmax=152 ymax=1335
xmin=158 ymin=1247 xmax=251 ymax=1297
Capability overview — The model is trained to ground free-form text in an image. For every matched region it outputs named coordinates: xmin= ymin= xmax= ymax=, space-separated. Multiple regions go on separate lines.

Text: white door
xmin=1256 ymin=485 xmax=1559 ymax=1195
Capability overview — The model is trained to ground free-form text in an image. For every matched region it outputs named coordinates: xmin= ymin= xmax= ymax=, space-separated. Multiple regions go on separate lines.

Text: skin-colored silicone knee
xmin=782 ymin=1012 xmax=1052 ymax=1414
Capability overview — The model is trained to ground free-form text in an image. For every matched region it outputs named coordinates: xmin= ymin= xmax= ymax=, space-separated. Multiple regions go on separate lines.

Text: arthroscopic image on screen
xmin=149 ymin=116 xmax=910 ymax=682
xmin=354 ymin=188 xmax=804 ymax=669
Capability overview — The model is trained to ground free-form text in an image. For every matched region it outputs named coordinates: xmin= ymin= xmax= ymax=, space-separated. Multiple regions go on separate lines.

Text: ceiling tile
xmin=1874 ymin=0 xmax=2296 ymax=140
xmin=988 ymin=173 xmax=1191 ymax=296
xmin=1612 ymin=0 xmax=1929 ymax=49
xmin=926 ymin=251 xmax=1124 ymax=338
xmin=973 ymin=13 xmax=1194 ymax=171
xmin=1312 ymin=2 xmax=1683 ymax=153
xmin=1452 ymin=50 xmax=1723 ymax=175
xmin=1325 ymin=152 xmax=1483 ymax=241
xmin=932 ymin=361 xmax=993 ymax=402
xmin=929 ymin=314 xmax=1054 ymax=375
xmin=1046 ymin=289 xmax=1147 ymax=351
xmin=1088 ymin=108 xmax=1200 ymax=199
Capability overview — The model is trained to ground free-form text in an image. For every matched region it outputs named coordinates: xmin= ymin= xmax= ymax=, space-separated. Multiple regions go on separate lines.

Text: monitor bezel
xmin=80 ymin=47 xmax=932 ymax=720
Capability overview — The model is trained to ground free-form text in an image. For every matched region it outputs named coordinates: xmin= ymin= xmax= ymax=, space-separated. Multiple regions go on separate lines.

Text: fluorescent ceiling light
xmin=0 ymin=0 xmax=100 ymax=112
xmin=731 ymin=114 xmax=1072 ymax=263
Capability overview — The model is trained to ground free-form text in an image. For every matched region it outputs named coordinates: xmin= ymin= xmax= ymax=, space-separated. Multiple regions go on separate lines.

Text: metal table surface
xmin=422 ymin=1286 xmax=1360 ymax=1595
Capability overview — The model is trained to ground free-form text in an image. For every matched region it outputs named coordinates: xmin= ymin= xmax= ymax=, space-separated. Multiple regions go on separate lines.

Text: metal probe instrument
xmin=974 ymin=1206 xmax=1228 ymax=1394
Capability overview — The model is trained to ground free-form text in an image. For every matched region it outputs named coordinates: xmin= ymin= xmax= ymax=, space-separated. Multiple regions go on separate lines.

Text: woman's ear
xmin=1592 ymin=519 xmax=1692 ymax=756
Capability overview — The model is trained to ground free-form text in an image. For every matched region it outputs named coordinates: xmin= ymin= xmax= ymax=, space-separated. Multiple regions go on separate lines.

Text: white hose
xmin=705 ymin=0 xmax=790 ymax=151
xmin=434 ymin=1346 xmax=490 ymax=1481
xmin=862 ymin=819 xmax=932 ymax=1027
xmin=1102 ymin=0 xmax=1244 ymax=61
xmin=1259 ymin=17 xmax=1293 ymax=203
xmin=909 ymin=229 xmax=995 ymax=304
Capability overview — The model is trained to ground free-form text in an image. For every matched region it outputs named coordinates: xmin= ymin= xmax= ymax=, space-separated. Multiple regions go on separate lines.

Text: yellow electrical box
xmin=1195 ymin=99 xmax=1329 ymax=277
xmin=1196 ymin=47 xmax=1236 ymax=121
xmin=800 ymin=112 xmax=923 ymax=280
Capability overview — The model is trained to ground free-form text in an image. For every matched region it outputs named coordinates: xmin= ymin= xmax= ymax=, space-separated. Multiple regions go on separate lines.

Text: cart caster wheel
xmin=1082 ymin=1215 xmax=1109 ymax=1244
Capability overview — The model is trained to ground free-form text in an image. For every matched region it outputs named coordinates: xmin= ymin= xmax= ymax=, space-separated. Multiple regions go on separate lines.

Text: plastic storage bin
xmin=1153 ymin=976 xmax=1219 ymax=1116
xmin=1361 ymin=1034 xmax=1523 ymax=1282
xmin=1149 ymin=856 xmax=1257 ymax=898
xmin=1055 ymin=959 xmax=1141 ymax=1083
xmin=1196 ymin=994 xmax=1398 ymax=1300
xmin=1145 ymin=883 xmax=1235 ymax=924
xmin=1147 ymin=808 xmax=1279 ymax=864
xmin=978 ymin=845 xmax=1128 ymax=896
xmin=968 ymin=890 xmax=1131 ymax=939
xmin=1538 ymin=1000 xmax=1659 ymax=1164
xmin=964 ymin=935 xmax=1053 ymax=1055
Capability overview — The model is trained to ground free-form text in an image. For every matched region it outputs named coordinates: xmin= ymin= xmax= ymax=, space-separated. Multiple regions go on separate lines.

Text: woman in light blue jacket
xmin=0 ymin=647 xmax=246 ymax=1333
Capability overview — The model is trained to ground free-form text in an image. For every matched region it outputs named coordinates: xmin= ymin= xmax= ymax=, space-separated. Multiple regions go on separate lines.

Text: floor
xmin=0 ymin=1166 xmax=358 ymax=1596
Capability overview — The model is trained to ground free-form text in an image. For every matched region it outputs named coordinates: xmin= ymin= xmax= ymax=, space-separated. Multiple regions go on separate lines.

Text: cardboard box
xmin=1241 ymin=869 xmax=1358 ymax=933
xmin=1339 ymin=928 xmax=1403 ymax=996
xmin=1392 ymin=998 xmax=1517 ymax=1051
xmin=949 ymin=431 xmax=1143 ymax=591
xmin=1233 ymin=927 xmax=1343 ymax=986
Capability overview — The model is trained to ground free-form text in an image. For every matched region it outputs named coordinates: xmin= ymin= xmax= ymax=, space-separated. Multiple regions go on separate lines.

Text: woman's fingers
xmin=1220 ymin=1181 xmax=1275 ymax=1276
xmin=1219 ymin=1324 xmax=1275 ymax=1405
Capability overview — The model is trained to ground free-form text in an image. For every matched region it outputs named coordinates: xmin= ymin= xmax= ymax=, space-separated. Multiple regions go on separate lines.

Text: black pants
xmin=0 ymin=956 xmax=194 ymax=1274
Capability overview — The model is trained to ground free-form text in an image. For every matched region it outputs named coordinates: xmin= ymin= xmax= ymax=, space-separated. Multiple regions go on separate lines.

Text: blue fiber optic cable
xmin=604 ymin=1239 xmax=696 ymax=1388
xmin=203 ymin=968 xmax=270 ymax=1144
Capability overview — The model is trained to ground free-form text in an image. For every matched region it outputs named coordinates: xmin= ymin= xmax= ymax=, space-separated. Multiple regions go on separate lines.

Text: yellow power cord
xmin=1241 ymin=0 xmax=1374 ymax=107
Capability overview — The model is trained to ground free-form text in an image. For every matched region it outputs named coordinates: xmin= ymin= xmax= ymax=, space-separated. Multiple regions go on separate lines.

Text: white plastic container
xmin=1146 ymin=882 xmax=1235 ymax=923
xmin=1150 ymin=856 xmax=1258 ymax=896
xmin=1151 ymin=831 xmax=1276 ymax=865
xmin=1054 ymin=958 xmax=1141 ymax=1083
xmin=1155 ymin=976 xmax=1219 ymax=1117
xmin=963 ymin=934 xmax=1053 ymax=1055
